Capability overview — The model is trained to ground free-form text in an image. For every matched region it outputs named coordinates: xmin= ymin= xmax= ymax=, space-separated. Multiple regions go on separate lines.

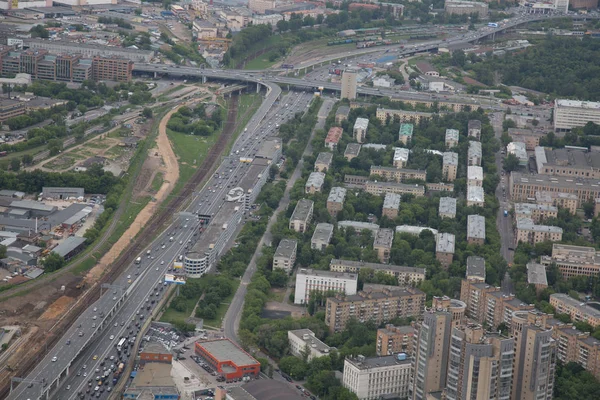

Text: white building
xmin=273 ymin=239 xmax=297 ymax=274
xmin=354 ymin=117 xmax=369 ymax=143
xmin=294 ymin=268 xmax=358 ymax=305
xmin=445 ymin=129 xmax=459 ymax=148
xmin=467 ymin=165 xmax=483 ymax=187
xmin=343 ymin=355 xmax=412 ymax=400
xmin=288 ymin=329 xmax=335 ymax=361
xmin=467 ymin=185 xmax=485 ymax=207
xmin=393 ymin=147 xmax=410 ymax=168
xmin=373 ymin=75 xmax=394 ymax=88
xmin=468 ymin=141 xmax=482 ymax=166
xmin=554 ymin=99 xmax=600 ymax=132
xmin=507 ymin=142 xmax=528 ymax=165
xmin=311 ymin=223 xmax=334 ymax=251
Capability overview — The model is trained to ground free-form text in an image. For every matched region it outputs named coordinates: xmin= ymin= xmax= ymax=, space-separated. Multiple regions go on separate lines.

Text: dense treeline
xmin=167 ymin=105 xmax=222 ymax=136
xmin=554 ymin=362 xmax=600 ymax=400
xmin=97 ymin=16 xmax=133 ymax=29
xmin=222 ymin=24 xmax=273 ymax=67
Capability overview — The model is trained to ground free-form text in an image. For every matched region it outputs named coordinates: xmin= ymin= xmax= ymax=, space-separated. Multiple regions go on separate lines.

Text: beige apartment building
xmin=373 ymin=228 xmax=394 ymax=263
xmin=460 ymin=279 xmax=500 ymax=322
xmin=329 ymin=259 xmax=426 ymax=286
xmin=515 ymin=217 xmax=563 ymax=245
xmin=382 ymin=192 xmax=401 ymax=219
xmin=541 ymin=243 xmax=600 ymax=279
xmin=514 ymin=203 xmax=558 ymax=223
xmin=550 ymin=293 xmax=600 ymax=328
xmin=436 ymin=233 xmax=455 ymax=268
xmin=326 ymin=187 xmax=347 ymax=218
xmin=272 ymin=239 xmax=297 ymax=274
xmin=365 ymin=181 xmax=425 ymax=196
xmin=485 ymin=292 xmax=534 ymax=330
xmin=467 ymin=165 xmax=483 ymax=187
xmin=442 ymin=152 xmax=458 ymax=182
xmin=376 ymin=108 xmax=433 ymax=124
xmin=468 ymin=141 xmax=482 ymax=167
xmin=344 ymin=143 xmax=361 ymax=161
xmin=289 ymin=199 xmax=313 ymax=233
xmin=431 ymin=296 xmax=466 ymax=328
xmin=438 ymin=197 xmax=456 ymax=219
xmin=466 ymin=214 xmax=485 ymax=245
xmin=353 ymin=117 xmax=369 ymax=143
xmin=376 ymin=324 xmax=414 ymax=356
xmin=311 ymin=223 xmax=334 ymax=251
xmin=325 ymin=286 xmax=426 ymax=333
xmin=314 ymin=152 xmax=333 ymax=173
xmin=535 ymin=190 xmax=578 ymax=214
xmin=509 ymin=171 xmax=600 ymax=204
xmin=535 ymin=146 xmax=600 ymax=179
xmin=445 ymin=129 xmax=459 ymax=148
xmin=369 ymin=166 xmax=426 ymax=183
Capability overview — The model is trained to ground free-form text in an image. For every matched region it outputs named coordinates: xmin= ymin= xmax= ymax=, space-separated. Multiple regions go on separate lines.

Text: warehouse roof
xmin=52 ymin=236 xmax=86 ymax=258
xmin=196 ymin=339 xmax=259 ymax=367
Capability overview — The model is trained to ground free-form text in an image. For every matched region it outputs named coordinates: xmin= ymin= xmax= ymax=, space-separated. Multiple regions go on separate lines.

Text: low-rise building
xmin=467 ymin=165 xmax=483 ymax=187
xmin=468 ymin=141 xmax=482 ymax=166
xmin=289 ymin=199 xmax=314 ymax=233
xmin=329 ymin=259 xmax=426 ymax=286
xmin=314 ymin=152 xmax=333 ymax=173
xmin=466 ymin=256 xmax=486 ymax=282
xmin=445 ymin=128 xmax=459 ymax=148
xmin=439 ymin=197 xmax=457 ymax=219
xmin=365 ymin=181 xmax=425 ymax=196
xmin=311 ymin=223 xmax=334 ymax=251
xmin=527 ymin=262 xmax=548 ymax=293
xmin=369 ymin=166 xmax=426 ymax=182
xmin=468 ymin=119 xmax=481 ymax=140
xmin=354 ymin=117 xmax=369 ymax=143
xmin=373 ymin=228 xmax=394 ymax=263
xmin=393 ymin=147 xmax=410 ymax=168
xmin=514 ymin=203 xmax=558 ymax=223
xmin=336 ymin=105 xmax=350 ymax=124
xmin=398 ymin=123 xmax=413 ymax=145
xmin=327 ymin=187 xmax=347 ymax=217
xmin=436 ymin=233 xmax=455 ymax=267
xmin=535 ymin=191 xmax=578 ymax=215
xmin=194 ymin=339 xmax=260 ymax=380
xmin=535 ymin=146 xmax=600 ymax=179
xmin=467 ymin=215 xmax=486 ymax=245
xmin=294 ymin=268 xmax=358 ymax=305
xmin=305 ymin=172 xmax=325 ymax=194
xmin=442 ymin=152 xmax=458 ymax=182
xmin=508 ymin=128 xmax=545 ymax=150
xmin=550 ymin=293 xmax=600 ymax=328
xmin=344 ymin=143 xmax=361 ymax=161
xmin=507 ymin=142 xmax=528 ymax=165
xmin=288 ymin=329 xmax=334 ymax=361
xmin=382 ymin=192 xmax=401 ymax=219
xmin=325 ymin=126 xmax=343 ymax=150
xmin=516 ymin=217 xmax=563 ymax=245
xmin=444 ymin=0 xmax=489 ymax=17
xmin=338 ymin=220 xmax=380 ymax=236
xmin=375 ymin=107 xmax=433 ymax=125
xmin=343 ymin=354 xmax=412 ymax=400
xmin=541 ymin=243 xmax=600 ymax=280
xmin=395 ymin=225 xmax=438 ymax=237
xmin=376 ymin=325 xmax=414 ymax=356
xmin=467 ymin=185 xmax=485 ymax=207
xmin=273 ymin=239 xmax=297 ymax=274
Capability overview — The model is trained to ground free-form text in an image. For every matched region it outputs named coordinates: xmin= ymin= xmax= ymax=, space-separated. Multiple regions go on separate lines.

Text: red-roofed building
xmin=195 ymin=339 xmax=260 ymax=380
xmin=348 ymin=2 xmax=380 ymax=11
xmin=325 ymin=127 xmax=343 ymax=150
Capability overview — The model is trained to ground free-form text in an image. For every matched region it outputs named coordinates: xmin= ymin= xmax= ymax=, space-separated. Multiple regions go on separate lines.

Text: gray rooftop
xmin=445 ymin=129 xmax=459 ymax=142
xmin=291 ymin=199 xmax=314 ymax=222
xmin=189 ymin=202 xmax=241 ymax=256
xmin=354 ymin=117 xmax=369 ymax=130
xmin=468 ymin=120 xmax=482 ymax=130
xmin=362 ymin=144 xmax=388 ymax=151
xmin=336 ymin=105 xmax=350 ymax=116
xmin=393 ymin=147 xmax=410 ymax=162
xmin=196 ymin=339 xmax=258 ymax=366
xmin=47 ymin=203 xmax=89 ymax=227
xmin=527 ymin=262 xmax=548 ymax=286
xmin=550 ymin=294 xmax=600 ymax=319
xmin=288 ymin=329 xmax=333 ymax=354
xmin=344 ymin=143 xmax=362 ymax=157
xmin=10 ymin=200 xmax=56 ymax=213
xmin=516 ymin=217 xmax=563 ymax=234
xmin=374 ymin=228 xmax=394 ymax=248
xmin=338 ymin=220 xmax=379 ymax=235
xmin=332 ymin=286 xmax=425 ymax=304
xmin=306 ymin=172 xmax=325 ymax=189
xmin=511 ymin=171 xmax=600 ymax=190
xmin=439 ymin=197 xmax=456 ymax=215
xmin=466 ymin=256 xmax=486 ymax=279
xmin=330 ymin=258 xmax=426 ymax=275
xmin=542 ymin=147 xmax=600 ymax=170
xmin=515 ymin=203 xmax=558 ymax=216
xmin=327 ymin=187 xmax=347 ymax=204
xmin=442 ymin=152 xmax=458 ymax=166
xmin=312 ymin=223 xmax=334 ymax=243
xmin=467 ymin=185 xmax=485 ymax=203
xmin=436 ymin=233 xmax=455 ymax=254
xmin=274 ymin=239 xmax=297 ymax=259
xmin=315 ymin=152 xmax=333 ymax=167
xmin=467 ymin=166 xmax=483 ymax=181
xmin=297 ymin=268 xmax=357 ymax=281
xmin=52 ymin=236 xmax=86 ymax=258
xmin=468 ymin=141 xmax=482 ymax=159
xmin=396 ymin=225 xmax=438 ymax=236
xmin=467 ymin=215 xmax=486 ymax=240
xmin=383 ymin=192 xmax=401 ymax=210
xmin=346 ymin=355 xmax=411 ymax=370
xmin=233 ymin=380 xmax=304 ymax=400
xmin=255 ymin=138 xmax=282 ymax=160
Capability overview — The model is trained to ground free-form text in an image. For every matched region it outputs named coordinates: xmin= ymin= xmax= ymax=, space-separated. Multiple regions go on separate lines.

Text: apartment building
xmin=466 ymin=214 xmax=485 ymax=245
xmin=341 ymin=69 xmax=358 ymax=100
xmin=549 ymin=293 xmax=600 ymax=328
xmin=305 ymin=172 xmax=325 ymax=194
xmin=0 ymin=99 xmax=25 ymax=122
xmin=438 ymin=197 xmax=456 ymax=219
xmin=436 ymin=233 xmax=455 ymax=267
xmin=466 ymin=185 xmax=484 ymax=207
xmin=373 ymin=228 xmax=394 ymax=263
xmin=554 ymin=99 xmax=600 ymax=131
xmin=272 ymin=239 xmax=297 ymax=274
xmin=311 ymin=223 xmax=334 ymax=251
xmin=325 ymin=126 xmax=343 ymax=150
xmin=509 ymin=171 xmax=600 ymax=204
xmin=409 ymin=311 xmax=453 ymax=400
xmin=445 ymin=129 xmax=459 ymax=148
xmin=248 ymin=0 xmax=276 ymax=13
xmin=527 ymin=262 xmax=548 ymax=293
xmin=377 ymin=325 xmax=414 ymax=356
xmin=576 ymin=335 xmax=600 ymax=380
xmin=467 ymin=165 xmax=483 ymax=187
xmin=329 ymin=259 xmax=426 ymax=286
xmin=467 ymin=141 xmax=482 ymax=167
xmin=460 ymin=280 xmax=499 ymax=322
xmin=535 ymin=190 xmax=578 ymax=215
xmin=314 ymin=152 xmax=333 ymax=173
xmin=92 ymin=56 xmax=133 ymax=82
xmin=485 ymin=292 xmax=534 ymax=330
xmin=289 ymin=199 xmax=313 ymax=233
xmin=535 ymin=146 xmax=600 ymax=179
xmin=396 ymin=225 xmax=438 ymax=237
xmin=466 ymin=256 xmax=485 ymax=282
xmin=432 ymin=296 xmax=467 ymax=328
xmin=370 ymin=166 xmax=426 ymax=183
xmin=326 ymin=186 xmax=347 ymax=217
xmin=514 ymin=203 xmax=558 ymax=223
xmin=375 ymin=107 xmax=433 ymax=124
xmin=343 ymin=355 xmax=412 ymax=400
xmin=353 ymin=117 xmax=369 ymax=143
xmin=540 ymin=243 xmax=600 ymax=279
xmin=442 ymin=152 xmax=458 ymax=182
xmin=467 ymin=119 xmax=481 ymax=140
xmin=382 ymin=192 xmax=401 ymax=219
xmin=515 ymin=217 xmax=563 ymax=245
xmin=344 ymin=143 xmax=361 ymax=161
xmin=325 ymin=286 xmax=426 ymax=333
xmin=393 ymin=147 xmax=410 ymax=168
xmin=508 ymin=127 xmax=545 ymax=150
xmin=338 ymin=221 xmax=380 ymax=236
xmin=445 ymin=324 xmax=515 ymax=400
xmin=553 ymin=325 xmax=588 ymax=364
xmin=365 ymin=181 xmax=425 ymax=196
xmin=336 ymin=105 xmax=350 ymax=124
xmin=294 ymin=268 xmax=358 ymax=305
xmin=399 ymin=123 xmax=414 ymax=144
xmin=288 ymin=329 xmax=334 ymax=361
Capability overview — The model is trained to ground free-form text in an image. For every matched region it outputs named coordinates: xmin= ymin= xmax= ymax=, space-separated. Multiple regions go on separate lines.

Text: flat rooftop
xmin=233 ymin=380 xmax=304 ymax=400
xmin=527 ymin=262 xmax=548 ymax=286
xmin=315 ymin=152 xmax=333 ymax=166
xmin=328 ymin=187 xmax=347 ymax=204
xmin=289 ymin=329 xmax=333 ymax=354
xmin=556 ymin=99 xmax=600 ymax=109
xmin=354 ymin=117 xmax=369 ymax=130
xmin=383 ymin=192 xmax=401 ymax=210
xmin=189 ymin=201 xmax=241 ymax=256
xmin=439 ymin=197 xmax=456 ymax=215
xmin=468 ymin=166 xmax=483 ymax=181
xmin=274 ymin=239 xmax=297 ymax=259
xmin=542 ymin=147 xmax=600 ymax=170
xmin=551 ymin=293 xmax=600 ymax=318
xmin=312 ymin=223 xmax=334 ymax=242
xmin=467 ymin=215 xmax=486 ymax=240
xmin=330 ymin=258 xmax=425 ymax=275
xmin=297 ymin=268 xmax=357 ymax=281
xmin=374 ymin=228 xmax=394 ymax=248
xmin=291 ymin=199 xmax=313 ymax=221
xmin=467 ymin=185 xmax=484 ymax=203
xmin=466 ymin=256 xmax=486 ymax=279
xmin=516 ymin=217 xmax=563 ymax=234
xmin=255 ymin=138 xmax=281 ymax=160
xmin=436 ymin=233 xmax=455 ymax=253
xmin=511 ymin=171 xmax=600 ymax=190
xmin=130 ymin=362 xmax=177 ymax=389
xmin=344 ymin=143 xmax=362 ymax=156
xmin=306 ymin=172 xmax=325 ymax=188
xmin=393 ymin=147 xmax=410 ymax=162
xmin=399 ymin=123 xmax=414 ymax=137
xmin=238 ymin=158 xmax=270 ymax=192
xmin=443 ymin=152 xmax=458 ymax=166
xmin=196 ymin=339 xmax=259 ymax=366
xmin=346 ymin=355 xmax=411 ymax=370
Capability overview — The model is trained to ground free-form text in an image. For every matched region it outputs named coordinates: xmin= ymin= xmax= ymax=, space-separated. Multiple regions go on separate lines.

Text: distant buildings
xmin=445 ymin=129 xmax=459 ymax=148
xmin=365 ymin=181 xmax=425 ymax=196
xmin=467 ymin=119 xmax=481 ymax=140
xmin=353 ymin=117 xmax=369 ymax=143
xmin=343 ymin=354 xmax=412 ymax=400
xmin=466 ymin=214 xmax=485 ymax=245
xmin=273 ymin=239 xmax=297 ymax=274
xmin=325 ymin=127 xmax=343 ymax=150
xmin=442 ymin=152 xmax=458 ymax=182
xmin=509 ymin=171 xmax=600 ymax=204
xmin=468 ymin=141 xmax=482 ymax=166
xmin=338 ymin=220 xmax=380 ymax=236
xmin=515 ymin=217 xmax=563 ymax=245
xmin=399 ymin=123 xmax=414 ymax=144
xmin=373 ymin=228 xmax=394 ymax=263
xmin=438 ymin=197 xmax=457 ymax=219
xmin=376 ymin=108 xmax=433 ymax=124
xmin=541 ymin=243 xmax=600 ymax=279
xmin=553 ymin=99 xmax=600 ymax=131
xmin=289 ymin=199 xmax=313 ymax=233
xmin=329 ymin=259 xmax=426 ymax=286
xmin=294 ymin=268 xmax=358 ymax=305
xmin=327 ymin=187 xmax=347 ymax=217
xmin=549 ymin=293 xmax=600 ymax=327
xmin=341 ymin=69 xmax=358 ymax=100
xmin=314 ymin=152 xmax=333 ymax=173
xmin=444 ymin=0 xmax=489 ymax=17
xmin=436 ymin=233 xmax=455 ymax=267
xmin=311 ymin=223 xmax=334 ymax=251
xmin=288 ymin=329 xmax=334 ymax=361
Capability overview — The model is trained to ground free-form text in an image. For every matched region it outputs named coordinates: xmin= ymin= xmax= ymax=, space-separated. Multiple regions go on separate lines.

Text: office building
xmin=514 ymin=203 xmax=558 ymax=223
xmin=508 ymin=128 xmax=545 ymax=150
xmin=467 ymin=119 xmax=481 ymax=140
xmin=305 ymin=172 xmax=325 ymax=194
xmin=399 ymin=123 xmax=414 ymax=144
xmin=535 ymin=191 xmax=578 ymax=214
xmin=468 ymin=141 xmax=482 ymax=167
xmin=445 ymin=129 xmax=459 ymax=148
xmin=327 ymin=186 xmax=347 ymax=217
xmin=445 ymin=324 xmax=514 ymax=400
xmin=288 ymin=329 xmax=334 ymax=361
xmin=460 ymin=279 xmax=500 ymax=322
xmin=370 ymin=166 xmax=426 ymax=183
xmin=515 ymin=217 xmax=563 ymax=245
xmin=466 ymin=256 xmax=485 ymax=282
xmin=438 ymin=197 xmax=457 ymax=219
xmin=466 ymin=185 xmax=484 ymax=207
xmin=535 ymin=146 xmax=600 ymax=179
xmin=311 ymin=223 xmax=334 ymax=251
xmin=382 ymin=192 xmax=401 ymax=219
xmin=336 ymin=105 xmax=351 ymax=124
xmin=554 ymin=99 xmax=600 ymax=131
xmin=289 ymin=199 xmax=313 ymax=233
xmin=409 ymin=311 xmax=453 ymax=400
xmin=325 ymin=286 xmax=426 ymax=333
xmin=294 ymin=268 xmax=358 ymax=305
xmin=325 ymin=126 xmax=343 ymax=150
xmin=444 ymin=0 xmax=489 ymax=17
xmin=338 ymin=220 xmax=380 ymax=236
xmin=329 ymin=258 xmax=426 ymax=286
xmin=527 ymin=262 xmax=548 ymax=293
xmin=341 ymin=69 xmax=358 ymax=100
xmin=540 ymin=243 xmax=600 ymax=279
xmin=436 ymin=233 xmax=455 ymax=267
xmin=442 ymin=152 xmax=458 ymax=182
xmin=92 ymin=56 xmax=133 ymax=82
xmin=195 ymin=339 xmax=260 ymax=380
xmin=354 ymin=117 xmax=369 ymax=143
xmin=377 ymin=325 xmax=414 ymax=357
xmin=314 ymin=152 xmax=333 ymax=173
xmin=509 ymin=171 xmax=600 ymax=204
xmin=467 ymin=166 xmax=483 ymax=187
xmin=467 ymin=214 xmax=485 ymax=245
xmin=373 ymin=228 xmax=394 ymax=263
xmin=365 ymin=181 xmax=425 ymax=196
xmin=272 ymin=239 xmax=297 ymax=274
xmin=549 ymin=293 xmax=600 ymax=328
xmin=345 ymin=143 xmax=361 ymax=161
xmin=343 ymin=354 xmax=412 ymax=400
xmin=376 ymin=108 xmax=433 ymax=124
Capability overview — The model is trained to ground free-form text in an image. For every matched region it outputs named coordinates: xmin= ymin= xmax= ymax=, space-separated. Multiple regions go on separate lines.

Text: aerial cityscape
xmin=0 ymin=0 xmax=600 ymax=399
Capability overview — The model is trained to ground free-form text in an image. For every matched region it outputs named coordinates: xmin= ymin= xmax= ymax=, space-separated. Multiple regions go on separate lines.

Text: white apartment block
xmin=288 ymin=329 xmax=334 ymax=361
xmin=554 ymin=99 xmax=600 ymax=132
xmin=445 ymin=129 xmax=459 ymax=148
xmin=467 ymin=166 xmax=483 ymax=187
xmin=272 ymin=239 xmax=297 ymax=274
xmin=343 ymin=355 xmax=412 ymax=400
xmin=294 ymin=268 xmax=358 ymax=305
xmin=289 ymin=199 xmax=314 ymax=233
xmin=354 ymin=117 xmax=369 ymax=143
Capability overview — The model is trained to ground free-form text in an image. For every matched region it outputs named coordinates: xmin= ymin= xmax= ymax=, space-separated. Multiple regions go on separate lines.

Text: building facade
xmin=343 ymin=355 xmax=412 ymax=400
xmin=377 ymin=324 xmax=414 ymax=356
xmin=288 ymin=329 xmax=334 ymax=361
xmin=273 ymin=239 xmax=297 ymax=274
xmin=294 ymin=268 xmax=358 ymax=305
xmin=329 ymin=258 xmax=426 ymax=286
xmin=289 ymin=199 xmax=314 ymax=233
xmin=549 ymin=293 xmax=600 ymax=328
xmin=554 ymin=99 xmax=600 ymax=131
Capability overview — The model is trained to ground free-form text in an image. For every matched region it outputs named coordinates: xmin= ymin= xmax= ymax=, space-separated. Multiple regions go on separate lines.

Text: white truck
xmin=135 ymin=257 xmax=141 ymax=264
xmin=169 ymin=236 xmax=174 ymax=242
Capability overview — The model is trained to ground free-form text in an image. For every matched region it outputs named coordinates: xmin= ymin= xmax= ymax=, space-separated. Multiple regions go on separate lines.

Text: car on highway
xmin=110 ymin=335 xmax=115 ymax=340
xmin=93 ymin=355 xmax=99 ymax=360
xmin=52 ymin=356 xmax=58 ymax=362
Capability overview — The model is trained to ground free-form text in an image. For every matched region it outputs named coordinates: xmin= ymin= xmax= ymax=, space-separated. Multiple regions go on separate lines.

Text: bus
xmin=116 ymin=338 xmax=127 ymax=352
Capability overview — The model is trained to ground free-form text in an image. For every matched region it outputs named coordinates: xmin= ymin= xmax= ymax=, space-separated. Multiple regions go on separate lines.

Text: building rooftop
xmin=536 ymin=191 xmax=577 ymax=203
xmin=344 ymin=143 xmax=362 ymax=157
xmin=330 ymin=258 xmax=426 ymax=275
xmin=511 ymin=171 xmax=600 ymax=190
xmin=396 ymin=225 xmax=438 ymax=236
xmin=338 ymin=220 xmax=379 ymax=235
xmin=362 ymin=144 xmax=388 ymax=151
xmin=52 ymin=236 xmax=86 ymax=258
xmin=297 ymin=268 xmax=357 ymax=281
xmin=527 ymin=262 xmax=548 ymax=286
xmin=445 ymin=128 xmax=459 ymax=142
xmin=10 ymin=200 xmax=56 ymax=213
xmin=551 ymin=293 xmax=600 ymax=319
xmin=129 ymin=363 xmax=177 ymax=393
xmin=366 ymin=181 xmax=425 ymax=192
xmin=229 ymin=380 xmax=304 ymax=400
xmin=332 ymin=286 xmax=424 ymax=304
xmin=306 ymin=172 xmax=325 ymax=189
xmin=467 ymin=185 xmax=485 ymax=203
xmin=516 ymin=217 xmax=563 ymax=234
xmin=336 ymin=105 xmax=350 ymax=116
xmin=393 ymin=147 xmax=410 ymax=163
xmin=540 ymin=146 xmax=600 ymax=171
xmin=399 ymin=123 xmax=414 ymax=137
xmin=508 ymin=141 xmax=527 ymax=161
xmin=442 ymin=152 xmax=458 ymax=166
xmin=24 ymin=38 xmax=154 ymax=58
xmin=439 ymin=197 xmax=456 ymax=215
xmin=346 ymin=354 xmax=411 ymax=370
xmin=515 ymin=202 xmax=558 ymax=216
xmin=255 ymin=138 xmax=282 ymax=160
xmin=289 ymin=329 xmax=333 ymax=355
xmin=291 ymin=199 xmax=314 ymax=221
xmin=374 ymin=228 xmax=394 ymax=248
xmin=467 ymin=214 xmax=486 ymax=240
xmin=312 ymin=223 xmax=334 ymax=243
xmin=379 ymin=324 xmax=414 ymax=335
xmin=549 ymin=243 xmax=600 ymax=265
xmin=383 ymin=192 xmax=401 ymax=210
xmin=468 ymin=141 xmax=482 ymax=159
xmin=468 ymin=120 xmax=482 ymax=130
xmin=466 ymin=256 xmax=486 ymax=280
xmin=196 ymin=339 xmax=259 ymax=367
xmin=315 ymin=152 xmax=333 ymax=167
xmin=274 ymin=239 xmax=297 ymax=259
xmin=325 ymin=126 xmax=343 ymax=144
xmin=371 ymin=165 xmax=424 ymax=176
xmin=436 ymin=233 xmax=455 ymax=254
xmin=354 ymin=117 xmax=369 ymax=130
xmin=467 ymin=165 xmax=483 ymax=181
xmin=189 ymin=202 xmax=241 ymax=256
xmin=556 ymin=99 xmax=600 ymax=109
xmin=328 ymin=187 xmax=347 ymax=204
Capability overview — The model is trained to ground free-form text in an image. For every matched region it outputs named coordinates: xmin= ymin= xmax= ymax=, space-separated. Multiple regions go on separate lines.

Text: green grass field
xmin=150 ymin=172 xmax=164 ymax=193
xmin=244 ymin=56 xmax=278 ymax=70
